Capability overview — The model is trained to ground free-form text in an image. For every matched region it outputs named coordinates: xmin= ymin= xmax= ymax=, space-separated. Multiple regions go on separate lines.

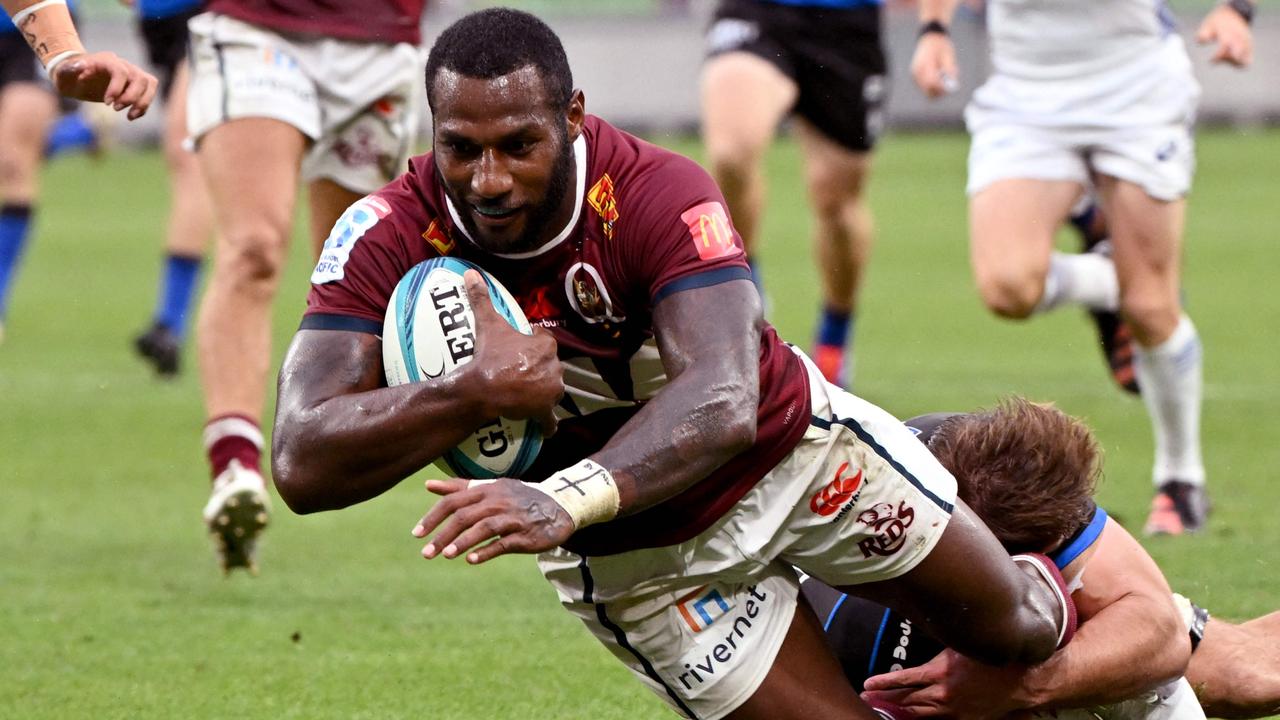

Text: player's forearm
xmin=272 ymin=335 xmax=491 ymax=514
xmin=6 ymin=0 xmax=85 ymax=73
xmin=592 ymin=360 xmax=758 ymax=516
xmin=586 ymin=280 xmax=762 ymax=516
xmin=1019 ymin=594 xmax=1190 ymax=709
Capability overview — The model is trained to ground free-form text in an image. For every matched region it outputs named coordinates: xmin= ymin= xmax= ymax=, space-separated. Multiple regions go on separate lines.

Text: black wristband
xmin=918 ymin=20 xmax=949 ymax=38
xmin=1226 ymin=0 xmax=1255 ymax=24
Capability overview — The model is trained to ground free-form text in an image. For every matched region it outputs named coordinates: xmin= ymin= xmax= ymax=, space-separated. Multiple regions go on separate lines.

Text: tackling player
xmin=1 ymin=0 xmax=156 ymax=114
xmin=187 ymin=0 xmax=426 ymax=573
xmin=701 ymin=0 xmax=887 ymax=387
xmin=128 ymin=0 xmax=213 ymax=378
xmin=804 ymin=400 xmax=1279 ymax=719
xmin=272 ymin=10 xmax=1077 ymax=720
xmin=908 ymin=0 xmax=1258 ymax=534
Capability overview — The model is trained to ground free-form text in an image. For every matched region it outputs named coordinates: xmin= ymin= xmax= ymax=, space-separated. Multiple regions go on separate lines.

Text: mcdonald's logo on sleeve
xmin=680 ymin=201 xmax=740 ymax=261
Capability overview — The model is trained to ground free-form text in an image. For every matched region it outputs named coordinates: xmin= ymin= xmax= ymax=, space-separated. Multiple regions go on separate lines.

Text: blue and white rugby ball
xmin=382 ymin=257 xmax=542 ymax=479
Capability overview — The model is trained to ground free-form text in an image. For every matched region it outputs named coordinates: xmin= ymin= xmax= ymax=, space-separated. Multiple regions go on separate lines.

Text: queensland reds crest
xmin=565 ymin=262 xmax=625 ymax=328
xmin=856 ymin=501 xmax=915 ymax=558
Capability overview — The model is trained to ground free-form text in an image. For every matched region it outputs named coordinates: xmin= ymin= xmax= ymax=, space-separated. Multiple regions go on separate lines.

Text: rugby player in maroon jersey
xmin=273 ymin=9 xmax=1076 ymax=719
xmin=188 ymin=0 xmax=428 ymax=573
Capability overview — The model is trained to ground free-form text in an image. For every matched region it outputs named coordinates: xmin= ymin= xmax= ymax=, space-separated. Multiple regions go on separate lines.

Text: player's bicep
xmin=1070 ymin=519 xmax=1175 ymax=622
xmin=651 ymin=277 xmax=762 ymax=381
xmin=277 ymin=328 xmax=384 ymax=417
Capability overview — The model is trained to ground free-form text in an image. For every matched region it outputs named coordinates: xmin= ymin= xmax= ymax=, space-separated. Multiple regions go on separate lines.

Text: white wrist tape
xmin=44 ymin=49 xmax=83 ymax=79
xmin=10 ymin=0 xmax=65 ymax=28
xmin=528 ymin=459 xmax=620 ymax=530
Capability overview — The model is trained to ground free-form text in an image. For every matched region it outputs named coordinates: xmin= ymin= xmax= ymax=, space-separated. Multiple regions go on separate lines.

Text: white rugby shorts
xmin=537 ymin=350 xmax=957 ymax=720
xmin=1051 ymin=677 xmax=1205 ymax=720
xmin=186 ymin=12 xmax=423 ymax=193
xmin=965 ymin=35 xmax=1199 ymax=201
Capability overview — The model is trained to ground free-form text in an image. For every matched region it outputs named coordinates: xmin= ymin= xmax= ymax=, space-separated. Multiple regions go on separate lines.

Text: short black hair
xmin=424 ymin=8 xmax=574 ymax=113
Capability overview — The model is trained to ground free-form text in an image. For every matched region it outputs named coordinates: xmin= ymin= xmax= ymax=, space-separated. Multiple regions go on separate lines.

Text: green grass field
xmin=2 ymin=128 xmax=1278 ymax=719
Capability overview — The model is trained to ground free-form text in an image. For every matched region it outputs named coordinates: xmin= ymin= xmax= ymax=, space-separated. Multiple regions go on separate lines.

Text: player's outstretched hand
xmin=53 ymin=51 xmax=158 ymax=120
xmin=862 ymin=649 xmax=1032 ymax=720
xmin=412 ymin=478 xmax=575 ymax=564
xmin=464 ymin=270 xmax=563 ymax=436
xmin=1196 ymin=5 xmax=1254 ymax=68
xmin=911 ymin=33 xmax=958 ymax=99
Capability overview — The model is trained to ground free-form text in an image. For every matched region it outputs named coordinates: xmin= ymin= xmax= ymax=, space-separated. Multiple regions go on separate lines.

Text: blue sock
xmin=154 ymin=254 xmax=202 ymax=339
xmin=45 ymin=113 xmax=97 ymax=158
xmin=0 ymin=204 xmax=34 ymax=320
xmin=816 ymin=306 xmax=853 ymax=349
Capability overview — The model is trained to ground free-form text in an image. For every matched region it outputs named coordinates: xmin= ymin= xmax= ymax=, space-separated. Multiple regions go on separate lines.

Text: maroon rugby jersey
xmin=207 ymin=0 xmax=425 ymax=45
xmin=304 ymin=115 xmax=810 ymax=556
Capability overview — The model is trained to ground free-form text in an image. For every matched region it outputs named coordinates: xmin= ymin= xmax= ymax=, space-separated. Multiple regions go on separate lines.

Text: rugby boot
xmin=203 ymin=459 xmax=271 ymax=575
xmin=1078 ymin=238 xmax=1140 ymax=395
xmin=1143 ymin=480 xmax=1209 ymax=535
xmin=133 ymin=322 xmax=181 ymax=377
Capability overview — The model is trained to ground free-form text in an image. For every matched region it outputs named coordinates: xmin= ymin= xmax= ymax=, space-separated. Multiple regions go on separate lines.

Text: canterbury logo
xmin=810 ymin=462 xmax=864 ymax=516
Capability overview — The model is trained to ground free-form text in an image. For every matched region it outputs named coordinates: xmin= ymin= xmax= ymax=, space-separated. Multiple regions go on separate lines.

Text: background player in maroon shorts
xmin=185 ymin=0 xmax=426 ymax=573
xmin=273 ymin=10 xmax=1074 ymax=719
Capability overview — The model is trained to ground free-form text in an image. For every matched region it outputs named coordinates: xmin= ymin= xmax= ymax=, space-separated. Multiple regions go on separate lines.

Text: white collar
xmin=446 ymin=133 xmax=588 ymax=260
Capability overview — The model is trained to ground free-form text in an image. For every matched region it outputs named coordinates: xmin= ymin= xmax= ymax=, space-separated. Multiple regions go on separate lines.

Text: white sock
xmin=1134 ymin=315 xmax=1205 ymax=486
xmin=1035 ymin=251 xmax=1119 ymax=314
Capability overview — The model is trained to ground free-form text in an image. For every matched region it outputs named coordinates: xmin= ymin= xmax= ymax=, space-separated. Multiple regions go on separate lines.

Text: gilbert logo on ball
xmin=382 ymin=257 xmax=542 ymax=479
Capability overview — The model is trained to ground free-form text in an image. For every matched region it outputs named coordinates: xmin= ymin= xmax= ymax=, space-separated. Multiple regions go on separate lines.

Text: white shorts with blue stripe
xmin=537 ymin=350 xmax=957 ymax=719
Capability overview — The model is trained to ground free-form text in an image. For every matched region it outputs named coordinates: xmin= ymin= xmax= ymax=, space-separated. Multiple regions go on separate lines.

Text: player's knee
xmin=976 ymin=270 xmax=1042 ymax=319
xmin=1119 ymin=291 xmax=1179 ymax=340
xmin=219 ymin=227 xmax=288 ymax=294
xmin=706 ymin=143 xmax=762 ymax=188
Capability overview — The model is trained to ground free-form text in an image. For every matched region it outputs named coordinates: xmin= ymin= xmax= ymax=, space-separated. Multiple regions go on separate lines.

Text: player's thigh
xmin=726 ymin=599 xmax=875 ymax=720
xmin=0 ymin=84 xmax=57 ymax=198
xmin=793 ymin=118 xmax=872 ymax=212
xmin=969 ymin=178 xmax=1081 ymax=298
xmin=1094 ymin=175 xmax=1184 ymax=324
xmin=700 ymin=51 xmax=797 ymax=163
xmin=198 ymin=117 xmax=306 ymax=263
xmin=306 ymin=178 xmax=363 ymax=258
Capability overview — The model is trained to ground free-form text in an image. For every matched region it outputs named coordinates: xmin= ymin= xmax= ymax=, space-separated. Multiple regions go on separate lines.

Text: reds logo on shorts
xmin=810 ymin=461 xmax=864 ymax=517
xmin=857 ymin=501 xmax=915 ymax=558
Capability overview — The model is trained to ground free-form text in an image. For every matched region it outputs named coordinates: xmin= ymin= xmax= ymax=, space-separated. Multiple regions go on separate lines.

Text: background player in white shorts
xmin=186 ymin=0 xmax=425 ymax=574
xmin=909 ymin=0 xmax=1256 ymax=535
xmin=272 ymin=10 xmax=1077 ymax=720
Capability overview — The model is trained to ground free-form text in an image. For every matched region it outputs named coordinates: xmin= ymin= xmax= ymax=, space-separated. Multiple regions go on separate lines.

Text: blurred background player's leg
xmin=0 ymin=40 xmax=59 ymax=345
xmin=968 ymin=178 xmax=1084 ymax=320
xmin=134 ymin=5 xmax=214 ymax=378
xmin=1096 ymin=175 xmax=1205 ymax=535
xmin=700 ymin=48 xmax=796 ymax=297
xmin=793 ymin=119 xmax=873 ymax=388
xmin=196 ymin=117 xmax=307 ymax=573
xmin=136 ymin=62 xmax=212 ymax=377
xmin=306 ymin=178 xmax=362 ymax=258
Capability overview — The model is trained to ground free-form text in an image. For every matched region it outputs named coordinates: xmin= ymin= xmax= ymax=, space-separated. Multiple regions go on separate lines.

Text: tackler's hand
xmin=411 ymin=478 xmax=575 ymax=564
xmin=863 ymin=649 xmax=1033 ymax=720
xmin=463 ymin=270 xmax=564 ymax=436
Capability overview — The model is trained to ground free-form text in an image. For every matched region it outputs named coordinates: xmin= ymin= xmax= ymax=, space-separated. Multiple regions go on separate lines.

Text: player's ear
xmin=566 ymin=89 xmax=585 ymax=141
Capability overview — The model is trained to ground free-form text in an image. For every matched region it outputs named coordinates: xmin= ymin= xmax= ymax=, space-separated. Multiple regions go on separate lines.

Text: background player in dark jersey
xmin=2 ymin=0 xmax=156 ymax=113
xmin=186 ymin=0 xmax=426 ymax=573
xmin=272 ymin=10 xmax=1076 ymax=720
xmin=805 ymin=399 xmax=1280 ymax=719
xmin=701 ymin=0 xmax=887 ymax=387
xmin=128 ymin=0 xmax=213 ymax=377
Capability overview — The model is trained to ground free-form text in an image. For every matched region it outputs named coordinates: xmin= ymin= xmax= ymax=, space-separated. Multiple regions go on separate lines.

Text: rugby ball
xmin=382 ymin=257 xmax=542 ymax=479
